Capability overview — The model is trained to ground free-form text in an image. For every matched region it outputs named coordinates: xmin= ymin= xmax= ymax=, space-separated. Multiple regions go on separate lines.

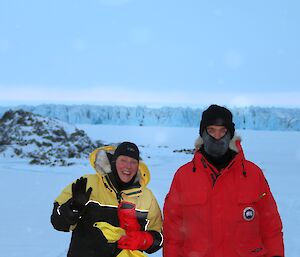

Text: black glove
xmin=70 ymin=177 xmax=92 ymax=212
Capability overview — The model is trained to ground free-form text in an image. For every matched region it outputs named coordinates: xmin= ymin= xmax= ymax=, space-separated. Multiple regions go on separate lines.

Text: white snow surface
xmin=1 ymin=124 xmax=300 ymax=257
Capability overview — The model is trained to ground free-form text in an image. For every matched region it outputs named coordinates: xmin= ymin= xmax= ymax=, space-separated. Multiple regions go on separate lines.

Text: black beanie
xmin=199 ymin=104 xmax=235 ymax=138
xmin=113 ymin=141 xmax=140 ymax=161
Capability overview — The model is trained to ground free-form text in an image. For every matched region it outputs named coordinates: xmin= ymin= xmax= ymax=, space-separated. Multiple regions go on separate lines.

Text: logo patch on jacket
xmin=243 ymin=207 xmax=255 ymax=221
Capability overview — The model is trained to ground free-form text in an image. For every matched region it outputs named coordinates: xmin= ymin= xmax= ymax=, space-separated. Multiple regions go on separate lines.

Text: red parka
xmin=163 ymin=137 xmax=284 ymax=257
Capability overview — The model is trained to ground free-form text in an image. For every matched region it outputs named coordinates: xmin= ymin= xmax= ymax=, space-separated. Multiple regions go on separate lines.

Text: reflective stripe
xmin=86 ymin=200 xmax=149 ymax=213
xmin=57 ymin=205 xmax=61 ymax=215
xmin=86 ymin=200 xmax=118 ymax=208
xmin=159 ymin=232 xmax=164 ymax=247
xmin=144 ymin=219 xmax=150 ymax=230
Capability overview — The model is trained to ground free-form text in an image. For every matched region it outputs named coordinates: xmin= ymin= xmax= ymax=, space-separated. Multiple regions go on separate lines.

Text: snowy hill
xmin=0 ymin=110 xmax=103 ymax=166
xmin=0 ymin=104 xmax=300 ymax=131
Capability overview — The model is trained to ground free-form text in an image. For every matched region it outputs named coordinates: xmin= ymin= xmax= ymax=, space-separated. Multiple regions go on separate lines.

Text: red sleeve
xmin=257 ymin=172 xmax=284 ymax=257
xmin=163 ymin=171 xmax=184 ymax=257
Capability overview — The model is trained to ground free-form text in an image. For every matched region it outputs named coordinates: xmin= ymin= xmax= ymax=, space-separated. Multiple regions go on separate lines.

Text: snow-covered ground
xmin=1 ymin=124 xmax=300 ymax=257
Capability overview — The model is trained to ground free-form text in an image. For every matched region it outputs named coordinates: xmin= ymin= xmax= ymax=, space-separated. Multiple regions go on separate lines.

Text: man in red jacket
xmin=163 ymin=104 xmax=284 ymax=257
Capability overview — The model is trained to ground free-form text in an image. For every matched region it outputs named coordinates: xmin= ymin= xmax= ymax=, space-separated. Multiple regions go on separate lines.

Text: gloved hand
xmin=118 ymin=201 xmax=141 ymax=231
xmin=70 ymin=177 xmax=92 ymax=211
xmin=118 ymin=231 xmax=154 ymax=251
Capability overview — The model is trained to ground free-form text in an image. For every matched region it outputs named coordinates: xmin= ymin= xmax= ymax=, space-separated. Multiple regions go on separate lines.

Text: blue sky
xmin=0 ymin=0 xmax=299 ymax=107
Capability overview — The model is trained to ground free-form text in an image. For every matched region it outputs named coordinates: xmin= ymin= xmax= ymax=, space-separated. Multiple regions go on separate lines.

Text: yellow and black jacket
xmin=51 ymin=146 xmax=163 ymax=257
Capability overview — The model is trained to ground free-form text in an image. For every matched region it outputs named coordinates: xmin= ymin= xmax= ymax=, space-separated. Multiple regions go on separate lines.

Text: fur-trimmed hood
xmin=89 ymin=145 xmax=150 ymax=188
xmin=194 ymin=134 xmax=242 ymax=153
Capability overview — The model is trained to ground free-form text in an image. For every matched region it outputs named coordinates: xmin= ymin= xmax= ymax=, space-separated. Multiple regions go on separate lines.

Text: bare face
xmin=206 ymin=125 xmax=228 ymax=140
xmin=115 ymin=155 xmax=139 ymax=183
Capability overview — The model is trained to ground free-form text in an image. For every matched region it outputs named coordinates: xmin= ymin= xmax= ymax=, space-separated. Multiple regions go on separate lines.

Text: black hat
xmin=199 ymin=104 xmax=235 ymax=138
xmin=113 ymin=142 xmax=140 ymax=161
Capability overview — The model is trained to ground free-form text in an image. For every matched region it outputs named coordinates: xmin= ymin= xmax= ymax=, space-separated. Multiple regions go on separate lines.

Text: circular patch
xmin=243 ymin=207 xmax=255 ymax=221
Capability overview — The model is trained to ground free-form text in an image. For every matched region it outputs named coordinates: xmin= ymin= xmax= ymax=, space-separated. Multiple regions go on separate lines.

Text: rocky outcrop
xmin=0 ymin=109 xmax=103 ymax=166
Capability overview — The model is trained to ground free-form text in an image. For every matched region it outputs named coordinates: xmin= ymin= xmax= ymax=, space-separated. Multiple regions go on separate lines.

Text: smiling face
xmin=115 ymin=155 xmax=139 ymax=183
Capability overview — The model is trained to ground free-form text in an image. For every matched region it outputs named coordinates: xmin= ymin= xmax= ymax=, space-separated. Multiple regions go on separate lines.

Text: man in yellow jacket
xmin=51 ymin=142 xmax=163 ymax=257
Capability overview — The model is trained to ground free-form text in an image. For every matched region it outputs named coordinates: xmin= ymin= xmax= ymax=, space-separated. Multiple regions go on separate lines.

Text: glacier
xmin=0 ymin=104 xmax=299 ymax=131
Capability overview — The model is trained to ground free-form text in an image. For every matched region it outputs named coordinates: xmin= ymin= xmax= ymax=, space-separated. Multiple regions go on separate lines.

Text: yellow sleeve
xmin=146 ymin=191 xmax=163 ymax=233
xmin=55 ymin=181 xmax=73 ymax=205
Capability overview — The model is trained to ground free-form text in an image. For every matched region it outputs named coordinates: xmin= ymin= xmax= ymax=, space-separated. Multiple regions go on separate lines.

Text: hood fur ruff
xmin=94 ymin=148 xmax=114 ymax=175
xmin=89 ymin=146 xmax=150 ymax=188
xmin=194 ymin=134 xmax=242 ymax=153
